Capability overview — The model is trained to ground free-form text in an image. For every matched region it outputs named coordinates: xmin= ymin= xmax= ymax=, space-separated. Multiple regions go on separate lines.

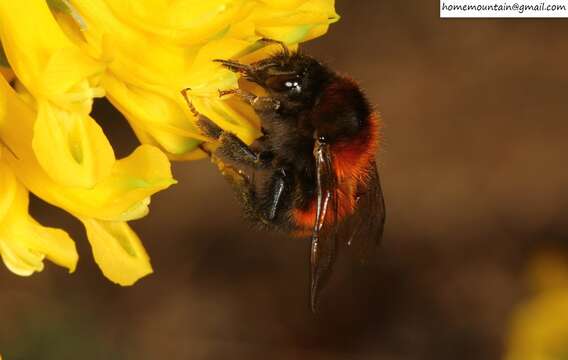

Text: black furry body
xmin=186 ymin=44 xmax=385 ymax=312
xmin=212 ymin=52 xmax=375 ymax=231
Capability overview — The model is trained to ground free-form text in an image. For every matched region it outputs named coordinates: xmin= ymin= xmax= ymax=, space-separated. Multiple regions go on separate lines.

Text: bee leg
xmin=196 ymin=115 xmax=271 ymax=169
xmin=212 ymin=59 xmax=254 ymax=75
xmin=180 ymin=88 xmax=269 ymax=168
xmin=219 ymin=88 xmax=280 ymax=113
xmin=195 ymin=115 xmax=224 ymax=140
xmin=213 ymin=60 xmax=279 ymax=80
xmin=218 ymin=162 xmax=258 ymax=214
xmin=194 ymin=123 xmax=258 ymax=218
xmin=180 ymin=88 xmax=199 ymax=117
xmin=259 ymin=168 xmax=288 ymax=222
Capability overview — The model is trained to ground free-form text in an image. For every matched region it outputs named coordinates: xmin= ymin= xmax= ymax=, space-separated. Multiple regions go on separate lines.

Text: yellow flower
xmin=505 ymin=251 xmax=568 ymax=360
xmin=0 ymin=146 xmax=77 ymax=276
xmin=0 ymin=0 xmax=111 ymax=188
xmin=68 ymin=0 xmax=338 ymax=157
xmin=0 ymin=65 xmax=175 ymax=284
xmin=0 ymin=0 xmax=337 ymax=284
xmin=0 ymin=0 xmax=175 ymax=285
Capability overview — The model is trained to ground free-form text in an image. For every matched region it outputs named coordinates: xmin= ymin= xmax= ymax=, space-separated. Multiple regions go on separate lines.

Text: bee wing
xmin=343 ymin=160 xmax=386 ymax=263
xmin=310 ymin=145 xmax=386 ymax=312
xmin=310 ymin=138 xmax=341 ymax=313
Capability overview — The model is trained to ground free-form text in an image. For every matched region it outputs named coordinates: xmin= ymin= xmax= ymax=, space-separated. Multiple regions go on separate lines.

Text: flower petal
xmin=258 ymin=0 xmax=311 ymax=9
xmin=0 ymin=0 xmax=104 ymax=112
xmin=81 ymin=218 xmax=152 ymax=285
xmin=251 ymin=0 xmax=338 ymax=43
xmin=33 ymin=100 xmax=115 ymax=188
xmin=100 ymin=0 xmax=254 ymax=46
xmin=191 ymin=95 xmax=260 ymax=145
xmin=103 ymin=74 xmax=204 ymax=156
xmin=0 ymin=1 xmax=111 ymax=188
xmin=69 ymin=1 xmax=196 ymax=86
xmin=0 ymin=74 xmax=175 ymax=222
xmin=0 ymin=162 xmax=77 ymax=276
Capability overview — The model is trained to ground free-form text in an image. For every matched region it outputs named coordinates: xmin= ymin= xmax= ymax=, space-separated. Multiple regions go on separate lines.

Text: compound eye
xmin=266 ymin=74 xmax=302 ymax=94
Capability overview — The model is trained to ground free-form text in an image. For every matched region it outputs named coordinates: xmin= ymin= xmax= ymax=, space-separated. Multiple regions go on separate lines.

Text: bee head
xmin=251 ymin=52 xmax=332 ymax=105
xmin=214 ymin=52 xmax=333 ymax=110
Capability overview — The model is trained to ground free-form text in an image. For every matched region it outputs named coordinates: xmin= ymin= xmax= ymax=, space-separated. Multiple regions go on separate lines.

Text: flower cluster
xmin=0 ymin=0 xmax=338 ymax=284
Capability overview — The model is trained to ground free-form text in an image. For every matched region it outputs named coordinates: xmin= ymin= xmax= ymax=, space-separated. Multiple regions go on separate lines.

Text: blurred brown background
xmin=2 ymin=1 xmax=568 ymax=359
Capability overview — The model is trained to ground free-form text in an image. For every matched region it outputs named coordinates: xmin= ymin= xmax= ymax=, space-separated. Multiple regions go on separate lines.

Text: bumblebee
xmin=182 ymin=40 xmax=385 ymax=312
